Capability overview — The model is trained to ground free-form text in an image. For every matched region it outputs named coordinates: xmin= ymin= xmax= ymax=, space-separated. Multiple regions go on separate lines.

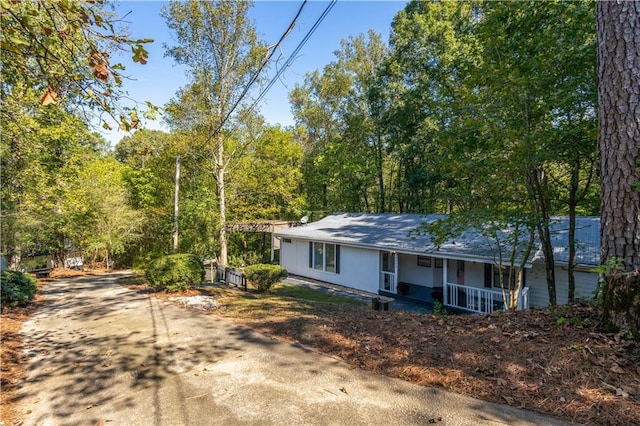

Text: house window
xmin=282 ymin=238 xmax=292 ymax=243
xmin=417 ymin=256 xmax=432 ymax=267
xmin=309 ymin=242 xmax=340 ymax=273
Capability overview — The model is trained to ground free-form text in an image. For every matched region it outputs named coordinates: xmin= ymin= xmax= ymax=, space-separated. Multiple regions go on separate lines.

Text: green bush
xmin=145 ymin=254 xmax=204 ymax=292
xmin=1 ymin=270 xmax=38 ymax=307
xmin=244 ymin=264 xmax=288 ymax=292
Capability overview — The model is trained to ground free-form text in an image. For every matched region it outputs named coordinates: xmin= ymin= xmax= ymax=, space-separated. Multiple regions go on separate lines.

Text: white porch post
xmin=443 ymin=259 xmax=448 ymax=305
xmin=393 ymin=252 xmax=399 ymax=292
xmin=270 ymin=234 xmax=275 ymax=263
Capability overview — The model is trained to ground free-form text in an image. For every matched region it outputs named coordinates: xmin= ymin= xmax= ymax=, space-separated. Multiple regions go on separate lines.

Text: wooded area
xmin=1 ymin=1 xmax=637 ymax=309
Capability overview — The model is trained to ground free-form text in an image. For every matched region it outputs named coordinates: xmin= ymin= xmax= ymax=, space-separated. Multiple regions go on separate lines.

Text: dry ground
xmin=2 ymin=272 xmax=639 ymax=425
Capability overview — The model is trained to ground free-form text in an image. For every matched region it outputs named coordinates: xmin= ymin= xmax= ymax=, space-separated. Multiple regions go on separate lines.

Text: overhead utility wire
xmin=248 ymin=0 xmax=338 ymax=114
xmin=213 ymin=1 xmax=308 ymax=136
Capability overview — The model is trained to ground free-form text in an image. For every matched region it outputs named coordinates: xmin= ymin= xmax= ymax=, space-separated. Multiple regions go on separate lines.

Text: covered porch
xmin=378 ymin=251 xmax=530 ymax=314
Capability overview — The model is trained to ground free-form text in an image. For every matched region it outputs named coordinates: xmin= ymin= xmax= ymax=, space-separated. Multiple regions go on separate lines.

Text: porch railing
xmin=519 ymin=286 xmax=530 ymax=310
xmin=216 ymin=265 xmax=247 ymax=291
xmin=445 ymin=283 xmax=530 ymax=313
xmin=379 ymin=271 xmax=395 ymax=292
xmin=444 ymin=283 xmax=504 ymax=314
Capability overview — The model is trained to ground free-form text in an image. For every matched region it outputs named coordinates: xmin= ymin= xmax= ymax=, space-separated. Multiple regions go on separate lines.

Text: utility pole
xmin=172 ymin=156 xmax=181 ymax=253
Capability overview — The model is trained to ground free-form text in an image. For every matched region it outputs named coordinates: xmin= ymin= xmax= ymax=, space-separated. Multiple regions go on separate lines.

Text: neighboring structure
xmin=274 ymin=213 xmax=600 ymax=313
xmin=228 ymin=220 xmax=301 ymax=263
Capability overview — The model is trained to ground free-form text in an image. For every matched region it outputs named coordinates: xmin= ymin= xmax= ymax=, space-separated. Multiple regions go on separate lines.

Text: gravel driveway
xmin=15 ymin=272 xmax=566 ymax=425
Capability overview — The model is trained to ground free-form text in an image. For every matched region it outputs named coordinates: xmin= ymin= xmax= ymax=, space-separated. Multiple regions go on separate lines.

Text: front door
xmin=379 ymin=251 xmax=396 ymax=292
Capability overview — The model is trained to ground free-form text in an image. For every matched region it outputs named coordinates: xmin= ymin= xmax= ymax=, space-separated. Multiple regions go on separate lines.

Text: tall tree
xmin=67 ymin=156 xmax=144 ymax=268
xmin=1 ymin=0 xmax=155 ymax=267
xmin=162 ymin=0 xmax=267 ymax=265
xmin=597 ymin=1 xmax=640 ymax=270
xmin=470 ymin=1 xmax=598 ymax=305
xmin=597 ymin=0 xmax=640 ymax=333
xmin=291 ymin=31 xmax=388 ymax=214
xmin=0 ymin=88 xmax=105 ymax=265
xmin=382 ymin=0 xmax=481 ymax=213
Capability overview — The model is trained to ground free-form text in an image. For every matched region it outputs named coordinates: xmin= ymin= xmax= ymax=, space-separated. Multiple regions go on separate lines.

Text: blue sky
xmin=101 ymin=0 xmax=407 ymax=145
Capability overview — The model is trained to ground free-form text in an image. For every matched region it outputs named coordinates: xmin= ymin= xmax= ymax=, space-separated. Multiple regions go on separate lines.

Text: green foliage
xmin=291 ymin=31 xmax=388 ymax=213
xmin=0 ymin=0 xmax=154 ymax=130
xmin=232 ymin=126 xmax=306 ymax=220
xmin=66 ymin=156 xmax=144 ymax=267
xmin=0 ymin=97 xmax=106 ymax=263
xmin=432 ymin=300 xmax=448 ymax=317
xmin=1 ymin=270 xmax=38 ymax=307
xmin=244 ymin=264 xmax=288 ymax=293
xmin=592 ymin=258 xmax=626 ymax=275
xmin=162 ymin=0 xmax=270 ymax=265
xmin=145 ymin=254 xmax=204 ymax=292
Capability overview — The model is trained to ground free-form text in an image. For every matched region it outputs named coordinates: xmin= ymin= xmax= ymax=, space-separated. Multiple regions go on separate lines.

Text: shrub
xmin=244 ymin=264 xmax=288 ymax=292
xmin=1 ymin=270 xmax=38 ymax=307
xmin=145 ymin=254 xmax=204 ymax=292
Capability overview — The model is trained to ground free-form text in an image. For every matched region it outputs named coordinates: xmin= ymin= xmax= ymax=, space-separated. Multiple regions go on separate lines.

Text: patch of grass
xmin=268 ymin=283 xmax=363 ymax=304
xmin=213 ymin=283 xmax=362 ymax=322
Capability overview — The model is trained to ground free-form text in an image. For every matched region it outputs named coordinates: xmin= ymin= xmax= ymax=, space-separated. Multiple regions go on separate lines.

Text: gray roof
xmin=275 ymin=213 xmax=601 ymax=266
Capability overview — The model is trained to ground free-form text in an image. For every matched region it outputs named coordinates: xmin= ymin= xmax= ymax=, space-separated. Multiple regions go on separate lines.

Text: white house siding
xmin=526 ymin=263 xmax=599 ymax=308
xmin=397 ymin=256 xmax=488 ymax=289
xmin=398 ymin=254 xmax=434 ymax=287
xmin=553 ymin=266 xmax=599 ymax=305
xmin=445 ymin=260 xmax=485 ymax=288
xmin=279 ymin=239 xmax=380 ymax=294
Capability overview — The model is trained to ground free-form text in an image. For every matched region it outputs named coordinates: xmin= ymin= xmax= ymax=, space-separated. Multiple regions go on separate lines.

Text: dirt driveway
xmin=15 ymin=273 xmax=566 ymax=425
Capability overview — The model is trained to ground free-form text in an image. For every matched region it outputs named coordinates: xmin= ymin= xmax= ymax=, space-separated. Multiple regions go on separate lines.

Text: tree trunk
xmin=376 ymin=132 xmax=385 ymax=213
xmin=217 ymin=131 xmax=228 ymax=266
xmin=173 ymin=156 xmax=180 ymax=254
xmin=568 ymin=159 xmax=579 ymax=303
xmin=529 ymin=166 xmax=557 ymax=306
xmin=597 ymin=0 xmax=640 ymax=270
xmin=597 ymin=0 xmax=640 ymax=333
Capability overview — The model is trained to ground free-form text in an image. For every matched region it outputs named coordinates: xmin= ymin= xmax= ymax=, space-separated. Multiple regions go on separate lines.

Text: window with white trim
xmin=308 ymin=242 xmax=340 ymax=273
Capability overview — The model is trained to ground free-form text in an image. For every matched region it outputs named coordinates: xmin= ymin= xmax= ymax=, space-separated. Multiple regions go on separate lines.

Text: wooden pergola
xmin=226 ymin=220 xmax=301 ymax=261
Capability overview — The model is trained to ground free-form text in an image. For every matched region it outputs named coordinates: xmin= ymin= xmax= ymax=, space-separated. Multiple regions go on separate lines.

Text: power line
xmin=217 ymin=1 xmax=309 ymax=134
xmin=215 ymin=0 xmax=337 ymax=136
xmin=248 ymin=0 xmax=337 ymax=114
